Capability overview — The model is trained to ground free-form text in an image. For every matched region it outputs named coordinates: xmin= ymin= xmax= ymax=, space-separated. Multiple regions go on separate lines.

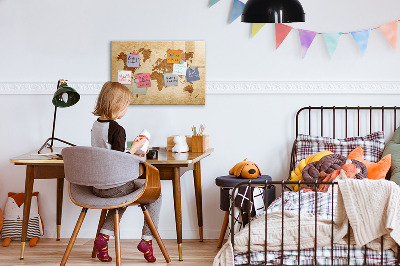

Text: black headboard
xmin=289 ymin=106 xmax=400 ymax=179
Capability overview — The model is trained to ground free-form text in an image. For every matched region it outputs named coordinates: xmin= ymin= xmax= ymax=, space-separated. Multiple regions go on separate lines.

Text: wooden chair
xmin=60 ymin=146 xmax=171 ymax=265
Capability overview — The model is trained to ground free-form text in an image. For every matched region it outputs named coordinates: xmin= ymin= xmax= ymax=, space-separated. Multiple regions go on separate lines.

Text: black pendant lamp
xmin=242 ymin=0 xmax=305 ymax=23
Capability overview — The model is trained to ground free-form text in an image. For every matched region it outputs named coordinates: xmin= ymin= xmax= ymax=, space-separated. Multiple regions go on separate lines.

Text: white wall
xmin=1 ymin=0 xmax=400 ymax=240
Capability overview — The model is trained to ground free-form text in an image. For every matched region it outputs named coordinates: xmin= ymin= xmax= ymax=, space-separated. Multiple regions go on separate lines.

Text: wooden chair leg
xmin=60 ymin=208 xmax=88 ymax=266
xmin=91 ymin=209 xmax=108 ymax=258
xmin=217 ymin=211 xmax=230 ymax=248
xmin=114 ymin=210 xmax=121 ymax=266
xmin=141 ymin=205 xmax=171 ymax=263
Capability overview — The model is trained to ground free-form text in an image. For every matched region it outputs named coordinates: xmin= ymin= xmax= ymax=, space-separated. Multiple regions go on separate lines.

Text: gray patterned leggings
xmin=92 ymin=180 xmax=162 ymax=240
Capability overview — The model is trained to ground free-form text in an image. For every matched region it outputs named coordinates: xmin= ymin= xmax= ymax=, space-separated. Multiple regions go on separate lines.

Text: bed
xmin=214 ymin=106 xmax=400 ymax=266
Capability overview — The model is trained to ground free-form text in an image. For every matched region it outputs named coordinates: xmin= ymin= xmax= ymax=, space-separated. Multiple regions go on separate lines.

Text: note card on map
xmin=186 ymin=67 xmax=200 ymax=82
xmin=136 ymin=73 xmax=151 ymax=88
xmin=164 ymin=73 xmax=179 ymax=87
xmin=173 ymin=62 xmax=187 ymax=75
xmin=167 ymin=49 xmax=182 ymax=64
xmin=118 ymin=70 xmax=132 ymax=84
xmin=132 ymin=82 xmax=147 ymax=95
xmin=127 ymin=53 xmax=140 ymax=68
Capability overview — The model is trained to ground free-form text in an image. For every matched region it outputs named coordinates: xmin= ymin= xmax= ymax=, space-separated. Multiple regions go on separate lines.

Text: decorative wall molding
xmin=1 ymin=81 xmax=400 ymax=95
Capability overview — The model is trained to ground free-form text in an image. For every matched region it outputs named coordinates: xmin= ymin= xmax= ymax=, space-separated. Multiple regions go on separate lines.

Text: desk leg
xmin=172 ymin=167 xmax=183 ymax=261
xmin=193 ymin=161 xmax=203 ymax=242
xmin=56 ymin=178 xmax=64 ymax=241
xmin=20 ymin=165 xmax=34 ymax=259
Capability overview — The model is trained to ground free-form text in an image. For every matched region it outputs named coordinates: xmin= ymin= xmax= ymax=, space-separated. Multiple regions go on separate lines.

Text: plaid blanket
xmin=234 ymin=191 xmax=397 ymax=265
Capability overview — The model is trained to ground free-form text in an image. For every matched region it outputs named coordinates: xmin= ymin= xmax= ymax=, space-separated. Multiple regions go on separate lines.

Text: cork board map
xmin=111 ymin=41 xmax=205 ymax=105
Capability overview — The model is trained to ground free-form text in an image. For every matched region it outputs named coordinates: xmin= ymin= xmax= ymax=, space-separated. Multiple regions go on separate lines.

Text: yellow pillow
xmin=290 ymin=150 xmax=333 ymax=191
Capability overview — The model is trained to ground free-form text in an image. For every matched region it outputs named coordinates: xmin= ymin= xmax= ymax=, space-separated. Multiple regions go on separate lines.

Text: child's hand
xmin=129 ymin=137 xmax=147 ymax=155
xmin=134 ymin=149 xmax=149 ymax=157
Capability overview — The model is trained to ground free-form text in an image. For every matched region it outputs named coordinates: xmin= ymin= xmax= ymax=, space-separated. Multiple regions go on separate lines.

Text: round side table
xmin=215 ymin=175 xmax=275 ymax=248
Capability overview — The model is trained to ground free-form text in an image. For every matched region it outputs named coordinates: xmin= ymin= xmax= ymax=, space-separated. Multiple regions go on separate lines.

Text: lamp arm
xmin=50 ymin=79 xmax=61 ymax=148
xmin=50 ymin=105 xmax=57 ymax=148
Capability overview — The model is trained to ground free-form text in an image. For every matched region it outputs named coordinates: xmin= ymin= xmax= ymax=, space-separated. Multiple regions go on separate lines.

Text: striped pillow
xmin=294 ymin=131 xmax=385 ymax=166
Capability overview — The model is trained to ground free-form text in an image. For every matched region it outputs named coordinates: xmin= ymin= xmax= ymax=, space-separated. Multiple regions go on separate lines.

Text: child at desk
xmin=91 ymin=81 xmax=162 ymax=263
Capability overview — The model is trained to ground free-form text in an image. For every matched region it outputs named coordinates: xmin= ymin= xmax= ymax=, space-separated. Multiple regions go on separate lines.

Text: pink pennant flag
xmin=298 ymin=29 xmax=318 ymax=58
xmin=378 ymin=21 xmax=398 ymax=50
xmin=275 ymin=23 xmax=293 ymax=49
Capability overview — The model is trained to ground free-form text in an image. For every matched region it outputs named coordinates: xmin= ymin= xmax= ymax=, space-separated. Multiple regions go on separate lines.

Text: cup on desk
xmin=146 ymin=150 xmax=158 ymax=160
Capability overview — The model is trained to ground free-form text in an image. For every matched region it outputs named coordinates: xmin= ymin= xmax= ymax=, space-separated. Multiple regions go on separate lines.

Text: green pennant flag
xmin=209 ymin=0 xmax=220 ymax=7
xmin=251 ymin=23 xmax=266 ymax=38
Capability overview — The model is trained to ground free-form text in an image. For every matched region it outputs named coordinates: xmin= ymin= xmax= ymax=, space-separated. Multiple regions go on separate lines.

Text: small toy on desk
xmin=229 ymin=159 xmax=261 ymax=179
xmin=172 ymin=135 xmax=189 ymax=153
xmin=1 ymin=192 xmax=44 ymax=247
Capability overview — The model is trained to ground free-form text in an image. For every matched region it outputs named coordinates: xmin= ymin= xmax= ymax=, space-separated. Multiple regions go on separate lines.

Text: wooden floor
xmin=0 ymin=239 xmax=221 ymax=265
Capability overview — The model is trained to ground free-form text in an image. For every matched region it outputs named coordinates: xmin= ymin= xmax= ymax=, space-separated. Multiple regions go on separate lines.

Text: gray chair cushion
xmin=69 ymin=180 xmax=145 ymax=208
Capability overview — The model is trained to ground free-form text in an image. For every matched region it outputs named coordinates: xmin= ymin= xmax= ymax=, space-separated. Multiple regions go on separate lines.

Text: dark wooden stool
xmin=215 ymin=175 xmax=275 ymax=248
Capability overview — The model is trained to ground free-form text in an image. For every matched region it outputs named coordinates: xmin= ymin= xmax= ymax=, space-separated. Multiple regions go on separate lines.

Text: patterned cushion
xmin=295 ymin=131 xmax=385 ymax=166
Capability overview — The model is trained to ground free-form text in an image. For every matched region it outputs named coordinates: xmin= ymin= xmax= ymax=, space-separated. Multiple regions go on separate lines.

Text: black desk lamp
xmin=241 ymin=0 xmax=305 ymax=23
xmin=38 ymin=79 xmax=80 ymax=154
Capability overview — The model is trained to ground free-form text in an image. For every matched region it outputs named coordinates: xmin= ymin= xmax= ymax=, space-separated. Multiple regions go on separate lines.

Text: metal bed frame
xmin=230 ymin=106 xmax=400 ymax=266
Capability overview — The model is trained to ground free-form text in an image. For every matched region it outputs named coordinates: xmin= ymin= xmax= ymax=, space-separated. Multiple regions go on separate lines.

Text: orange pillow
xmin=347 ymin=146 xmax=391 ymax=180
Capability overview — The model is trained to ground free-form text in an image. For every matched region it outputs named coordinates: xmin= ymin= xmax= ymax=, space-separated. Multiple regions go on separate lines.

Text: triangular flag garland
xmin=207 ymin=0 xmax=400 ymax=59
xmin=323 ymin=33 xmax=341 ymax=58
xmin=209 ymin=0 xmax=220 ymax=7
xmin=379 ymin=21 xmax=398 ymax=50
xmin=229 ymin=0 xmax=245 ymax=24
xmin=351 ymin=29 xmax=370 ymax=55
xmin=251 ymin=23 xmax=266 ymax=38
xmin=298 ymin=30 xmax=317 ymax=58
xmin=275 ymin=23 xmax=292 ymax=49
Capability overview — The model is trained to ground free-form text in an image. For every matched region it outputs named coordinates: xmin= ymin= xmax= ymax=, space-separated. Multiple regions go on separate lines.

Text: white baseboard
xmin=1 ymin=81 xmax=400 ymax=95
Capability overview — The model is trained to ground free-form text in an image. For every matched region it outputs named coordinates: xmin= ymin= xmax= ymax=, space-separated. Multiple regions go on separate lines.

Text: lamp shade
xmin=241 ymin=0 xmax=305 ymax=23
xmin=52 ymin=84 xmax=80 ymax=108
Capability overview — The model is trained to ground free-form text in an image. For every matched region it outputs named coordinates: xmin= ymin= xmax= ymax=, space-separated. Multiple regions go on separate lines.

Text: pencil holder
xmin=191 ymin=135 xmax=209 ymax=153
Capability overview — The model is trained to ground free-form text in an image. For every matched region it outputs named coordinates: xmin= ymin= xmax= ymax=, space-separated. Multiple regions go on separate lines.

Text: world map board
xmin=111 ymin=41 xmax=205 ymax=105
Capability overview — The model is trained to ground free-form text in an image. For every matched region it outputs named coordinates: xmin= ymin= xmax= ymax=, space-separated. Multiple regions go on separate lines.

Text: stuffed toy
xmin=172 ymin=135 xmax=189 ymax=153
xmin=1 ymin=192 xmax=44 ymax=247
xmin=348 ymin=146 xmax=391 ymax=180
xmin=289 ymin=150 xmax=333 ymax=191
xmin=229 ymin=159 xmax=261 ymax=179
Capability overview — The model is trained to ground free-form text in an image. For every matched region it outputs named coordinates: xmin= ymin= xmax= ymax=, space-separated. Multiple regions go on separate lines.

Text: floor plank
xmin=0 ymin=239 xmax=221 ymax=265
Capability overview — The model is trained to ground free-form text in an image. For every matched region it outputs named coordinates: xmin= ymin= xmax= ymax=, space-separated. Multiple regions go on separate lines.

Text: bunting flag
xmin=378 ymin=21 xmax=398 ymax=50
xmin=229 ymin=0 xmax=245 ymax=24
xmin=323 ymin=33 xmax=341 ymax=58
xmin=351 ymin=29 xmax=370 ymax=55
xmin=209 ymin=0 xmax=220 ymax=7
xmin=275 ymin=23 xmax=293 ymax=49
xmin=251 ymin=23 xmax=266 ymax=38
xmin=298 ymin=30 xmax=317 ymax=58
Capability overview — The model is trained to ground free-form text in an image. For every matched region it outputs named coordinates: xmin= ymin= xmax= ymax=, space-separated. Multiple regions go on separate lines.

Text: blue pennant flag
xmin=323 ymin=33 xmax=341 ymax=58
xmin=351 ymin=29 xmax=371 ymax=55
xmin=229 ymin=0 xmax=245 ymax=23
xmin=209 ymin=0 xmax=221 ymax=7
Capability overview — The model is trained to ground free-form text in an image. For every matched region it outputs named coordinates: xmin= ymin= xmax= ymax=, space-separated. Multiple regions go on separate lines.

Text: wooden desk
xmin=9 ymin=148 xmax=64 ymax=259
xmin=10 ymin=147 xmax=213 ymax=261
